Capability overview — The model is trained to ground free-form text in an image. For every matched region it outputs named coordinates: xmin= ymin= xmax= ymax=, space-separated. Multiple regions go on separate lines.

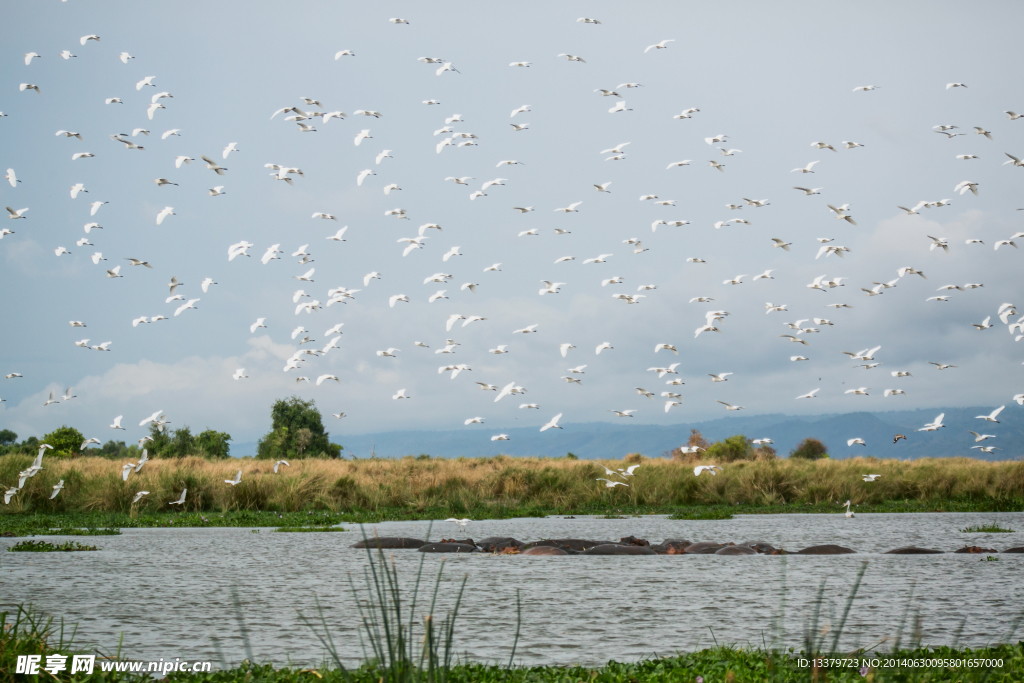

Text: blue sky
xmin=1 ymin=0 xmax=1022 ymax=448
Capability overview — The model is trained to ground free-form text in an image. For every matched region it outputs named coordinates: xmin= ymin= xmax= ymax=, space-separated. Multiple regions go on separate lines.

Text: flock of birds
xmin=1 ymin=12 xmax=1022 ymax=497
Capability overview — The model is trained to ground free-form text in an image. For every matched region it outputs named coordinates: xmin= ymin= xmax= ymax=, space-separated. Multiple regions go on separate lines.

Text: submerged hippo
xmin=796 ymin=544 xmax=856 ymax=555
xmin=582 ymin=544 xmax=657 ymax=556
xmin=954 ymin=546 xmax=997 ymax=554
xmin=740 ymin=541 xmax=778 ymax=554
xmin=477 ymin=536 xmax=523 ymax=552
xmin=521 ymin=546 xmax=569 ymax=556
xmin=683 ymin=541 xmax=727 ymax=555
xmin=522 ymin=539 xmax=609 ymax=552
xmin=650 ymin=539 xmax=692 ymax=554
xmin=419 ymin=542 xmax=477 ymax=553
xmin=715 ymin=545 xmax=757 ymax=555
xmin=352 ymin=537 xmax=425 ymax=549
xmin=619 ymin=536 xmax=650 ymax=546
xmin=885 ymin=547 xmax=944 ymax=554
xmin=1003 ymin=547 xmax=1024 ymax=554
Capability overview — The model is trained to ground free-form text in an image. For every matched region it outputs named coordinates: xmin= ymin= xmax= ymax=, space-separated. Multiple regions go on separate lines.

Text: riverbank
xmin=1 ymin=456 xmax=1021 ymax=527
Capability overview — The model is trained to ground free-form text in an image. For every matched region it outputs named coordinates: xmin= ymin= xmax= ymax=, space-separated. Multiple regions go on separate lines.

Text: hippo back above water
xmin=796 ymin=544 xmax=856 ymax=555
xmin=522 ymin=539 xmax=610 ymax=552
xmin=419 ymin=542 xmax=478 ymax=553
xmin=521 ymin=546 xmax=569 ymax=556
xmin=582 ymin=544 xmax=657 ymax=556
xmin=352 ymin=537 xmax=425 ymax=549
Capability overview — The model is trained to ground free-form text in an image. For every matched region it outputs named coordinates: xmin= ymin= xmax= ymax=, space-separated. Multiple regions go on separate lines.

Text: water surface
xmin=1 ymin=512 xmax=1022 ymax=668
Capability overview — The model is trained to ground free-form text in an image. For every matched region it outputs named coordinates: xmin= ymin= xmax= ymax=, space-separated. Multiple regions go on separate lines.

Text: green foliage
xmin=668 ymin=507 xmax=734 ymax=520
xmin=97 ymin=440 xmax=136 ymax=459
xmin=565 ymin=452 xmax=578 ymax=460
xmin=705 ymin=434 xmax=753 ymax=462
xmin=257 ymin=396 xmax=342 ymax=460
xmin=273 ymin=526 xmax=347 ymax=532
xmin=790 ymin=437 xmax=830 ymax=460
xmin=41 ymin=425 xmax=84 ymax=458
xmin=8 ymin=539 xmax=98 ymax=552
xmin=961 ymin=523 xmax=1015 ymax=533
xmin=0 ymin=429 xmax=16 ymax=446
xmin=195 ymin=429 xmax=231 ymax=458
xmin=144 ymin=424 xmax=231 ymax=459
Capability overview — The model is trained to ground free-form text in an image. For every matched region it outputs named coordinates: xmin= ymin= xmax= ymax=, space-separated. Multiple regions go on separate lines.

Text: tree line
xmin=667 ymin=430 xmax=829 ymax=461
xmin=0 ymin=396 xmax=343 ymax=461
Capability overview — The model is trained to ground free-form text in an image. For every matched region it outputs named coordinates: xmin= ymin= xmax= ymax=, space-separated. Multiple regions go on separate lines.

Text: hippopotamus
xmin=582 ymin=544 xmax=657 ymax=556
xmin=715 ymin=545 xmax=757 ymax=555
xmin=650 ymin=539 xmax=692 ymax=554
xmin=885 ymin=547 xmax=944 ymax=554
xmin=419 ymin=542 xmax=478 ymax=553
xmin=619 ymin=536 xmax=650 ymax=546
xmin=683 ymin=541 xmax=727 ymax=554
xmin=740 ymin=541 xmax=777 ymax=554
xmin=522 ymin=539 xmax=609 ymax=552
xmin=954 ymin=546 xmax=997 ymax=554
xmin=352 ymin=537 xmax=425 ymax=549
xmin=439 ymin=538 xmax=477 ymax=547
xmin=476 ymin=537 xmax=523 ymax=552
xmin=796 ymin=544 xmax=856 ymax=555
xmin=1003 ymin=547 xmax=1024 ymax=554
xmin=521 ymin=546 xmax=569 ymax=556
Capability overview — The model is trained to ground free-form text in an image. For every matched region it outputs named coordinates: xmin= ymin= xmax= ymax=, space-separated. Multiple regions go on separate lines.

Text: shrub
xmin=752 ymin=444 xmax=778 ymax=461
xmin=669 ymin=429 xmax=712 ymax=461
xmin=41 ymin=426 xmax=84 ymax=458
xmin=790 ymin=437 xmax=829 ymax=460
xmin=705 ymin=435 xmax=753 ymax=463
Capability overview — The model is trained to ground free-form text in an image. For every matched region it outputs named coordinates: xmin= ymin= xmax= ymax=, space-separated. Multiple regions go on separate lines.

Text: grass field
xmin=1 ymin=455 xmax=1021 ymax=527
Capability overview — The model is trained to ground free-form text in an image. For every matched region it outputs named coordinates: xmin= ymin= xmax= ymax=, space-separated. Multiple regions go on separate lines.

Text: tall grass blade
xmin=828 ymin=561 xmax=867 ymax=653
xmin=506 ymin=588 xmax=521 ymax=670
xmin=229 ymin=585 xmax=254 ymax=665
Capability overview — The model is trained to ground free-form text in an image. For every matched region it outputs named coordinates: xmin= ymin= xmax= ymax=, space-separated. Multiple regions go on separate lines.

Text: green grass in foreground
xmin=155 ymin=645 xmax=1024 ymax=682
xmin=2 ymin=498 xmax=1022 ymax=536
xmin=7 ymin=539 xmax=98 ymax=552
xmin=962 ymin=523 xmax=1016 ymax=533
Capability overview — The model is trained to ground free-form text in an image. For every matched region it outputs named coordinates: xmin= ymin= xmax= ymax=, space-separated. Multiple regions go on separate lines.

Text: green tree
xmin=257 ymin=396 xmax=341 ymax=460
xmin=195 ymin=430 xmax=231 ymax=458
xmin=790 ymin=437 xmax=829 ymax=460
xmin=144 ymin=424 xmax=172 ymax=457
xmin=0 ymin=429 xmax=17 ymax=446
xmin=41 ymin=425 xmax=85 ymax=458
xmin=704 ymin=434 xmax=753 ymax=463
xmin=100 ymin=440 xmax=131 ymax=459
xmin=167 ymin=426 xmax=195 ymax=458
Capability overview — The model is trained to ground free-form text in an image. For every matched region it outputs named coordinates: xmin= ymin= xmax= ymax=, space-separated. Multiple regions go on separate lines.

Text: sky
xmin=1 ymin=0 xmax=1022 ymax=451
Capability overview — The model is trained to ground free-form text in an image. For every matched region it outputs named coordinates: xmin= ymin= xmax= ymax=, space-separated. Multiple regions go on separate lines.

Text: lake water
xmin=1 ymin=512 xmax=1023 ymax=669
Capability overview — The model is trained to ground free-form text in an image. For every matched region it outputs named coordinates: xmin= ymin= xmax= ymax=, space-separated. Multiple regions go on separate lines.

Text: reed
xmin=1 ymin=454 xmax=1022 ymax=517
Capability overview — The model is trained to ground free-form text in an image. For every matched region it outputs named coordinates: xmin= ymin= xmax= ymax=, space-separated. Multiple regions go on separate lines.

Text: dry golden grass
xmin=1 ymin=454 xmax=1021 ymax=514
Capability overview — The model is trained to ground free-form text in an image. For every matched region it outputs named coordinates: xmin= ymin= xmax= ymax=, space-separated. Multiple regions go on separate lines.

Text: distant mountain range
xmin=230 ymin=406 xmax=1022 ymax=461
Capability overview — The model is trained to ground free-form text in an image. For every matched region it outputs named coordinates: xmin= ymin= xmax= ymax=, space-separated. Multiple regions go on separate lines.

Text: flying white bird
xmin=540 ymin=413 xmax=563 ymax=431
xmin=976 ymin=406 xmax=1005 ymax=423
